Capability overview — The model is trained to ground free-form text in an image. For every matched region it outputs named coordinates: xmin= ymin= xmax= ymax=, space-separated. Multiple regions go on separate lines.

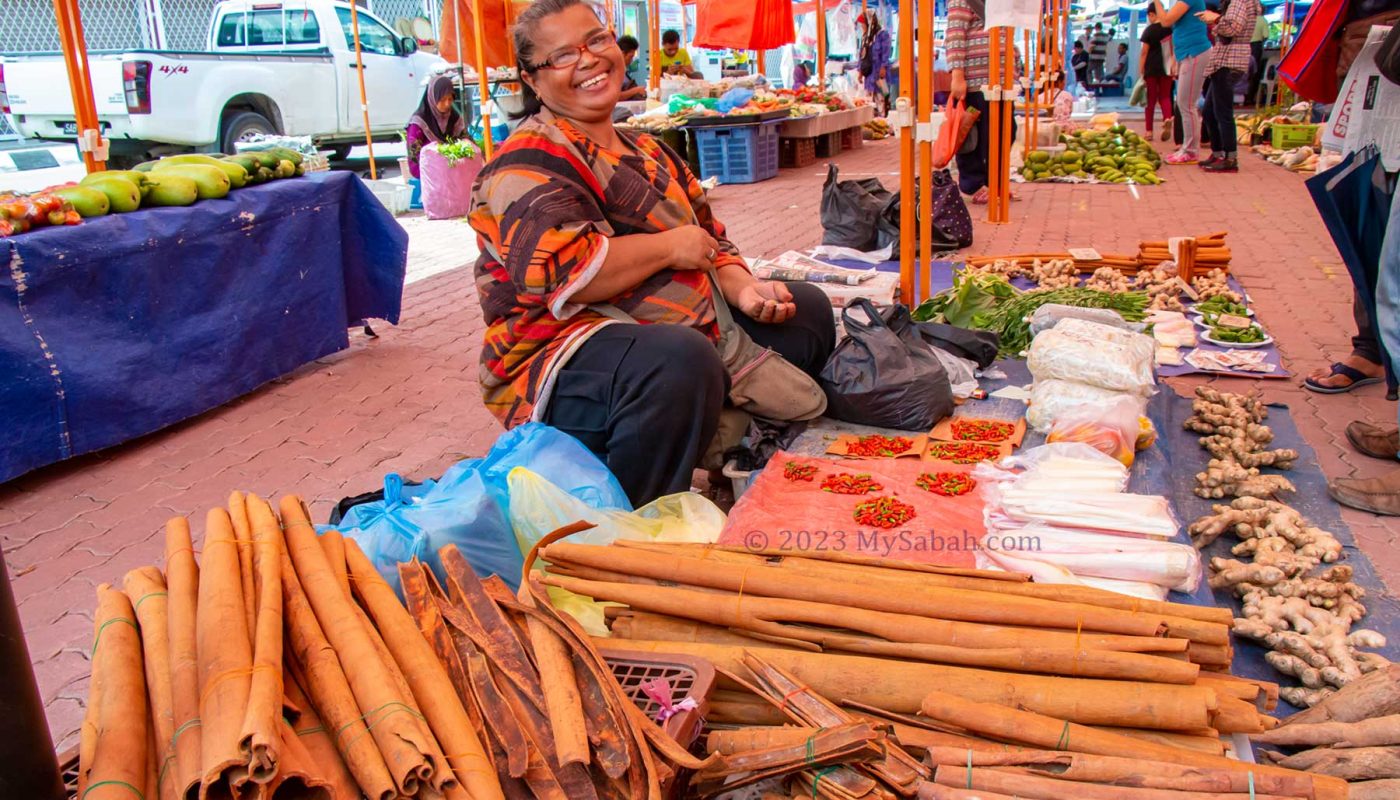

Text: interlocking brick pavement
xmin=4 ymin=133 xmax=1398 ymax=753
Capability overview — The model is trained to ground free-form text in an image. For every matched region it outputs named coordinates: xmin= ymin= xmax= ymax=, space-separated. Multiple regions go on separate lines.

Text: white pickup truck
xmin=1 ymin=0 xmax=445 ymax=162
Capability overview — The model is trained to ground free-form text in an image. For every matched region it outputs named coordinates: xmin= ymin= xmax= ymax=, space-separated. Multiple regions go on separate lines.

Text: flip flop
xmin=970 ymin=187 xmax=990 ymax=205
xmin=1304 ymin=362 xmax=1383 ymax=394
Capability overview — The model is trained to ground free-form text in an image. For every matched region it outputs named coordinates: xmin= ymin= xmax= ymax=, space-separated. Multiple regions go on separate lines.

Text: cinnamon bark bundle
xmin=164 ymin=517 xmax=203 ymax=800
xmin=122 ymin=567 xmax=177 ymax=800
xmin=196 ymin=507 xmax=256 ymax=798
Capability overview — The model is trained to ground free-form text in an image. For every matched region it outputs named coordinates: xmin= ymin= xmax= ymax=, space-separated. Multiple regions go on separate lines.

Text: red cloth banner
xmin=693 ymin=0 xmax=797 ymax=50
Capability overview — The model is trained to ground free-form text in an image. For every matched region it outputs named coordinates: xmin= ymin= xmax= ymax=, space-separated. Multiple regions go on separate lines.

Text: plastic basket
xmin=779 ymin=136 xmax=818 ymax=168
xmin=693 ymin=121 xmax=781 ymax=184
xmin=721 ymin=457 xmax=758 ymax=498
xmin=364 ymin=178 xmax=412 ymax=215
xmin=815 ymin=130 xmax=842 ymax=158
xmin=1271 ymin=123 xmax=1319 ymax=150
xmin=606 ymin=650 xmax=714 ymax=749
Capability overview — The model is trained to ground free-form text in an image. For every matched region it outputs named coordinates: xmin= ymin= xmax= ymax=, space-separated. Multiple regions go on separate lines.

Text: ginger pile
xmin=1192 ymin=268 xmax=1243 ymax=303
xmin=1192 ymin=498 xmax=1389 ymax=706
xmin=968 ymin=258 xmax=1033 ymax=280
xmin=1083 ymin=266 xmax=1133 ymax=293
xmin=1029 ymin=258 xmax=1079 ymax=290
xmin=1134 ymin=262 xmax=1186 ymax=311
xmin=1184 ymin=387 xmax=1298 ymax=498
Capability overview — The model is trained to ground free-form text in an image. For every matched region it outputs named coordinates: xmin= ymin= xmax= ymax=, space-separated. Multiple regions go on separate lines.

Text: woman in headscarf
xmin=405 ymin=74 xmax=468 ymax=179
xmin=857 ymin=12 xmax=893 ymax=113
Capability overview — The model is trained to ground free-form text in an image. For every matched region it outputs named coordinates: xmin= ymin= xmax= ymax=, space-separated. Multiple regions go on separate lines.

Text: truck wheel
xmin=220 ymin=111 xmax=277 ymax=153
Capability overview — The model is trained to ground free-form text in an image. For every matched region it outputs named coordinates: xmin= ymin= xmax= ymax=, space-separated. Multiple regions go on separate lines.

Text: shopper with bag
xmin=947 ymin=0 xmax=1017 ymax=203
xmin=470 ymin=0 xmax=834 ymax=505
xmin=1152 ymin=0 xmax=1213 ymax=164
xmin=405 ymin=74 xmax=467 ymax=179
xmin=857 ymin=12 xmax=893 ymax=114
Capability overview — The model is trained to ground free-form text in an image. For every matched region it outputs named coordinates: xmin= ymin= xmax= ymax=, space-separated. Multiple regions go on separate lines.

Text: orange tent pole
xmin=1025 ymin=29 xmax=1036 ymax=157
xmin=897 ymin=0 xmax=915 ymax=304
xmin=347 ymin=1 xmax=378 ymax=178
xmin=649 ymin=0 xmax=661 ymax=91
xmin=757 ymin=50 xmax=766 ymax=76
xmin=917 ymin=0 xmax=933 ymax=302
xmin=987 ymin=30 xmax=1000 ymax=221
xmin=53 ymin=0 xmax=106 ymax=172
xmin=504 ymin=0 xmax=517 ymax=65
xmin=471 ymin=0 xmax=494 ymax=159
xmin=815 ymin=0 xmax=827 ymax=86
xmin=998 ymin=28 xmax=1014 ymax=222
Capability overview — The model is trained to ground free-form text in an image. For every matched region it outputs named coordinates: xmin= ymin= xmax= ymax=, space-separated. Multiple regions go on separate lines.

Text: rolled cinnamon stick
xmin=932 ymin=765 xmax=1298 ymax=800
xmin=228 ymin=491 xmax=257 ymax=638
xmin=196 ymin=508 xmax=255 ymax=799
xmin=236 ymin=495 xmax=284 ymax=788
xmin=284 ymin=671 xmax=360 ymax=800
xmin=123 ymin=567 xmax=178 ymax=800
xmin=527 ymin=614 xmax=591 ymax=768
xmin=318 ymin=529 xmax=350 ymax=600
xmin=163 ymin=517 xmax=202 ymax=800
xmin=84 ymin=585 xmax=150 ymax=800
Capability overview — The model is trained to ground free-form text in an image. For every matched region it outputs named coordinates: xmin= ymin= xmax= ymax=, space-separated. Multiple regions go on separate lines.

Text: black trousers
xmin=1202 ymin=69 xmax=1242 ymax=155
xmin=1248 ymin=41 xmax=1266 ymax=104
xmin=543 ymin=281 xmax=836 ymax=506
xmin=1353 ymin=286 xmax=1383 ymax=364
xmin=955 ymin=91 xmax=1018 ymax=195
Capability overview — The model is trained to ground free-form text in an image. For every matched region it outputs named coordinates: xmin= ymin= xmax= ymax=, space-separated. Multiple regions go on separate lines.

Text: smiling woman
xmin=468 ymin=0 xmax=835 ymax=506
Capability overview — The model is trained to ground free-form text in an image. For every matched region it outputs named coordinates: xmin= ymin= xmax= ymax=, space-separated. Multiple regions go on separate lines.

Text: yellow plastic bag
xmin=508 ymin=467 xmax=726 ymax=635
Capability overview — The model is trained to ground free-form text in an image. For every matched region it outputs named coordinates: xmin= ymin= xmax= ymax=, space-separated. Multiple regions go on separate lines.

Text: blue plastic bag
xmin=337 ymin=423 xmax=630 ymax=593
xmin=716 ymin=87 xmax=755 ymax=113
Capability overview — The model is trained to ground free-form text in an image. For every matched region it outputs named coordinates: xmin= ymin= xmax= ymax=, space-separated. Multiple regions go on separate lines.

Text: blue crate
xmin=693 ymin=120 xmax=781 ymax=184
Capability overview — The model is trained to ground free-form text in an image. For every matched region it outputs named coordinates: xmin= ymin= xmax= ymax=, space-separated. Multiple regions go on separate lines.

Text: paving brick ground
xmin=5 ymin=132 xmax=1397 ymax=752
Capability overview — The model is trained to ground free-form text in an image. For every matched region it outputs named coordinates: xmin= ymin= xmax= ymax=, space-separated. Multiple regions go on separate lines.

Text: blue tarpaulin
xmin=0 ymin=170 xmax=407 ymax=483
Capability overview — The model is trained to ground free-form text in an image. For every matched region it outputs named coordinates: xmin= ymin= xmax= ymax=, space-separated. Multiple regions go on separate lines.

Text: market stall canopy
xmin=694 ymin=0 xmax=798 ymax=50
xmin=439 ymin=0 xmax=526 ymax=68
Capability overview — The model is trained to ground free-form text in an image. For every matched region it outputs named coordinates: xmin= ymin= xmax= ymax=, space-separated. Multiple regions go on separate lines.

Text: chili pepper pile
xmin=845 ymin=435 xmax=915 ymax=458
xmin=916 ymin=472 xmax=977 ymax=497
xmin=821 ymin=473 xmax=884 ymax=495
xmin=950 ymin=418 xmax=1016 ymax=443
xmin=782 ymin=461 xmax=818 ymax=482
xmin=852 ymin=496 xmax=917 ymax=529
xmin=926 ymin=441 xmax=1003 ymax=464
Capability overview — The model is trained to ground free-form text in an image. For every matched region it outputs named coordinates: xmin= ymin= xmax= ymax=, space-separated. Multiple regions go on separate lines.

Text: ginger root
xmin=1192 ymin=268 xmax=1242 ymax=303
xmin=1194 ymin=459 xmax=1296 ymax=499
xmin=1083 ymin=266 xmax=1133 ymax=293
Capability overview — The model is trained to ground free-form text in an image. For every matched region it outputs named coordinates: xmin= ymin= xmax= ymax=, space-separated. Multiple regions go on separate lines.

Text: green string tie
xmin=810 ymin=765 xmax=840 ymax=798
xmin=132 ymin=591 xmax=167 ymax=615
xmin=81 ymin=780 xmax=144 ymax=799
xmin=91 ymin=617 xmax=138 ymax=656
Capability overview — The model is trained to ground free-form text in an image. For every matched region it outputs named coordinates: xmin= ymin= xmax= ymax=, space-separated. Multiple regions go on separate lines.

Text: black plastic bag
xmin=914 ymin=321 xmax=1000 ymax=368
xmin=876 ymin=169 xmax=973 ymax=251
xmin=820 ymin=163 xmax=890 ymax=251
xmin=819 ymin=299 xmax=954 ymax=431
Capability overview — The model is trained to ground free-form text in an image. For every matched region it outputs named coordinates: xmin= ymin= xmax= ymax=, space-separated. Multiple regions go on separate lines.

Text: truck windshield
xmin=334 ymin=8 xmax=400 ymax=56
xmin=217 ymin=9 xmax=322 ymax=47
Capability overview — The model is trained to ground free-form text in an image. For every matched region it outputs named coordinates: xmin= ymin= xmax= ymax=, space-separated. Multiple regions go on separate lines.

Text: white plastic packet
xmin=929 ymin=345 xmax=979 ymax=399
xmin=1027 ymin=328 xmax=1156 ymax=396
xmin=1026 ymin=379 xmax=1146 ymax=433
xmin=810 ymin=243 xmax=895 ymax=264
xmin=1028 ymin=304 xmax=1145 ymax=337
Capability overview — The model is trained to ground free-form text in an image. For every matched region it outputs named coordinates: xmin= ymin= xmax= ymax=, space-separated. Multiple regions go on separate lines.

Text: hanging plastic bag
xmin=1046 ymin=394 xmax=1144 ymax=467
xmin=419 ymin=143 xmax=483 ymax=220
xmin=819 ymin=299 xmax=954 ymax=431
xmin=931 ymin=99 xmax=966 ymax=169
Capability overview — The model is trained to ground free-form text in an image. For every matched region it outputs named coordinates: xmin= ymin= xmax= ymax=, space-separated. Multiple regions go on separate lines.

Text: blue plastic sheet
xmin=0 ymin=171 xmax=407 ymax=482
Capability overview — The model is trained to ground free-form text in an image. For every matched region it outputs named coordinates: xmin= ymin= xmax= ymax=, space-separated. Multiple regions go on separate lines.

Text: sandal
xmin=1304 ymin=362 xmax=1383 ymax=394
xmin=970 ymin=187 xmax=990 ymax=205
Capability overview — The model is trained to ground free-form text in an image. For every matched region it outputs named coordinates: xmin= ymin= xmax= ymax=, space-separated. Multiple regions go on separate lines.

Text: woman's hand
xmin=950 ymin=69 xmax=968 ymax=101
xmin=665 ymin=225 xmax=721 ymax=271
xmin=734 ymin=280 xmax=796 ymax=324
xmin=1196 ymin=10 xmax=1220 ymax=24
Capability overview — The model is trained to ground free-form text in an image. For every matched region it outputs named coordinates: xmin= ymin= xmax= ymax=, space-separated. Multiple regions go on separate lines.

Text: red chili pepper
xmin=845 ymin=434 xmax=915 ymax=458
xmin=950 ymin=418 xmax=1016 ymax=442
xmin=820 ymin=472 xmax=884 ymax=495
xmin=916 ymin=472 xmax=977 ymax=497
xmin=853 ymin=496 xmax=917 ymax=528
xmin=926 ymin=441 xmax=1002 ymax=464
xmin=782 ymin=461 xmax=818 ymax=482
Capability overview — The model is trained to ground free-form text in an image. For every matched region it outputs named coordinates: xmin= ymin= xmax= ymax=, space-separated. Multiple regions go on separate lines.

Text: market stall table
xmin=0 ymin=171 xmax=407 ymax=483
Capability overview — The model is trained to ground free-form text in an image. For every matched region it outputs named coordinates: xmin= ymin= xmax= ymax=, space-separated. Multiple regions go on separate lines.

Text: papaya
xmin=266 ymin=146 xmax=303 ymax=166
xmin=156 ymin=154 xmax=249 ymax=188
xmin=1027 ymin=150 xmax=1050 ymax=164
xmin=83 ymin=170 xmax=152 ymax=196
xmin=51 ymin=185 xmax=110 ymax=217
xmin=144 ymin=174 xmax=199 ymax=206
xmin=133 ymin=160 xmax=159 ymax=172
xmin=150 ymin=163 xmax=230 ymax=199
xmin=221 ymin=155 xmax=262 ymax=178
xmin=79 ymin=176 xmax=143 ymax=212
xmin=273 ymin=159 xmax=295 ymax=179
xmin=245 ymin=151 xmax=281 ymax=170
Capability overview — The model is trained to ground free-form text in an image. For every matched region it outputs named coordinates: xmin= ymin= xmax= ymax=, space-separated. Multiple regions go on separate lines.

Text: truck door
xmin=333 ymin=7 xmax=424 ymax=134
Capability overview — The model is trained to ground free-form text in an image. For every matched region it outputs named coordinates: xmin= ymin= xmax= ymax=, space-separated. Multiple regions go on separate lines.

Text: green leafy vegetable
xmin=437 ymin=138 xmax=479 ymax=166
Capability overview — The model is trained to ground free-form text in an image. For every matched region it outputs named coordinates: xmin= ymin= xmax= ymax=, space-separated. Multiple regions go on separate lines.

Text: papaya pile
xmin=1020 ymin=125 xmax=1163 ymax=185
xmin=1 ymin=147 xmax=309 ymax=235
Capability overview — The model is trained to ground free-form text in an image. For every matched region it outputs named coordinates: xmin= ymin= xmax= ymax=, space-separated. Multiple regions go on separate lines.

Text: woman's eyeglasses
xmin=531 ymin=30 xmax=618 ymax=71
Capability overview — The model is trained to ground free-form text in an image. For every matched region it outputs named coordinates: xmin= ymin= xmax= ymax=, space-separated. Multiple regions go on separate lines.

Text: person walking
xmin=1088 ymin=23 xmax=1111 ymax=81
xmin=1152 ymin=0 xmax=1212 ymax=165
xmin=1199 ymin=0 xmax=1262 ymax=172
xmin=1139 ymin=4 xmax=1175 ymax=141
xmin=947 ymin=0 xmax=1018 ymax=203
xmin=856 ymin=12 xmax=893 ymax=114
